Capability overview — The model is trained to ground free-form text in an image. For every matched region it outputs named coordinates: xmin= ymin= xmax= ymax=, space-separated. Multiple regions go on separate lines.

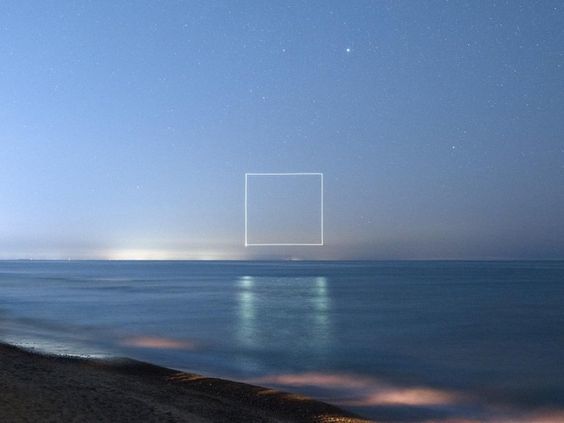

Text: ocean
xmin=1 ymin=260 xmax=563 ymax=422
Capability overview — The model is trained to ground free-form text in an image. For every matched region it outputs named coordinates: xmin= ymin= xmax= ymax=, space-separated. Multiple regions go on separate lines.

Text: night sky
xmin=1 ymin=1 xmax=563 ymax=260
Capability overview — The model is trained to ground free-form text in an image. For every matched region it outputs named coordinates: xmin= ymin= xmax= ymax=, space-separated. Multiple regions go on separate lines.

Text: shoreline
xmin=0 ymin=342 xmax=370 ymax=422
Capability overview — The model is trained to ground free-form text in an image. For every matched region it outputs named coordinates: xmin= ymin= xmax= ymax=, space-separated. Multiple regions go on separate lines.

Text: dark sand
xmin=0 ymin=343 xmax=370 ymax=422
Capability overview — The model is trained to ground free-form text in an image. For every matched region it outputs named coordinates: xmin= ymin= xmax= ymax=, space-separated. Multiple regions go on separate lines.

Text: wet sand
xmin=0 ymin=342 xmax=370 ymax=422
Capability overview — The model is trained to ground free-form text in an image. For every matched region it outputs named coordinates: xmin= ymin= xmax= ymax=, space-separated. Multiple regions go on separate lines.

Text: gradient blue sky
xmin=1 ymin=1 xmax=563 ymax=260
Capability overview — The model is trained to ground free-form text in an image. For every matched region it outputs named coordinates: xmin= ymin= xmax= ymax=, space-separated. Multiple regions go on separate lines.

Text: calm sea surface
xmin=1 ymin=260 xmax=563 ymax=422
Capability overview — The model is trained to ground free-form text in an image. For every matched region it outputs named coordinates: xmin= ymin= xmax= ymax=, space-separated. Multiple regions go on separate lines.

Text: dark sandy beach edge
xmin=0 ymin=342 xmax=370 ymax=422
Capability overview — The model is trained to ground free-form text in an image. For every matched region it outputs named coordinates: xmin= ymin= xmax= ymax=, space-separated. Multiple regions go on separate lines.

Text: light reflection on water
xmin=237 ymin=275 xmax=256 ymax=350
xmin=236 ymin=275 xmax=331 ymax=354
xmin=313 ymin=276 xmax=330 ymax=347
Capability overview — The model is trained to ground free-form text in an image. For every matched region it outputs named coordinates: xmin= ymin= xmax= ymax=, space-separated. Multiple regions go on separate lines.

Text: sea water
xmin=1 ymin=260 xmax=563 ymax=422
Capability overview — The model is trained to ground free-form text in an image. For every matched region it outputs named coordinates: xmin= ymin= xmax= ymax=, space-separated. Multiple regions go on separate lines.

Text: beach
xmin=0 ymin=342 xmax=368 ymax=422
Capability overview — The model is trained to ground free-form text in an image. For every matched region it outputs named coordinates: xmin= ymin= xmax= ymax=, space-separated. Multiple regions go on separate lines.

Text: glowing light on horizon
xmin=102 ymin=248 xmax=242 ymax=261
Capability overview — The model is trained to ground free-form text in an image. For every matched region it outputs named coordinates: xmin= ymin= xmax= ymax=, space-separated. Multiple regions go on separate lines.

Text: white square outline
xmin=244 ymin=173 xmax=324 ymax=246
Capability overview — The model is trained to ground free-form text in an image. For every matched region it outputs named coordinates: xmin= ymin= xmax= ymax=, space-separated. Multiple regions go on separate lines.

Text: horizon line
xmin=0 ymin=258 xmax=563 ymax=262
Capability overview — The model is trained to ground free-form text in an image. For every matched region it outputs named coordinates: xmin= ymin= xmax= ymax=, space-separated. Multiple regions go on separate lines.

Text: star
xmin=346 ymin=47 xmax=351 ymax=53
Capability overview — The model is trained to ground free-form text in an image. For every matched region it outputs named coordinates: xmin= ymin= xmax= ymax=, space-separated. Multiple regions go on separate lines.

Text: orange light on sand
xmin=120 ymin=336 xmax=197 ymax=350
xmin=249 ymin=372 xmax=462 ymax=407
xmin=342 ymin=387 xmax=458 ymax=407
xmin=249 ymin=372 xmax=564 ymax=423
